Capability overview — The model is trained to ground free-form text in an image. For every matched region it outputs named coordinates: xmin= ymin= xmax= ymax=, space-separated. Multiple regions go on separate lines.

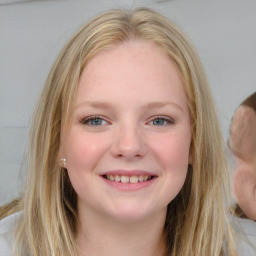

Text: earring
xmin=61 ymin=158 xmax=67 ymax=167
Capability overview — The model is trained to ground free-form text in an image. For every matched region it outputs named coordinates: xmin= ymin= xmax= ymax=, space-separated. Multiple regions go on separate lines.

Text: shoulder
xmin=0 ymin=212 xmax=21 ymax=256
xmin=232 ymin=216 xmax=256 ymax=256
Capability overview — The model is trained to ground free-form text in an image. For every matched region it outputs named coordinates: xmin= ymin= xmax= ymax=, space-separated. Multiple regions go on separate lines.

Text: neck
xmin=76 ymin=207 xmax=167 ymax=256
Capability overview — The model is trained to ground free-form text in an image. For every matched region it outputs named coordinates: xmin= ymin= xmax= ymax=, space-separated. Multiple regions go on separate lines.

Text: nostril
xmin=115 ymin=153 xmax=143 ymax=159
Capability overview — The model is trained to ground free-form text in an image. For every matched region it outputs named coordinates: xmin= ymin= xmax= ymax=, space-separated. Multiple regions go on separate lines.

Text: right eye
xmin=81 ymin=116 xmax=108 ymax=126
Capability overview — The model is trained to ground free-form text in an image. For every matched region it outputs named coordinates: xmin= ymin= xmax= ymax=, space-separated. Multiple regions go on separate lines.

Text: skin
xmin=230 ymin=106 xmax=256 ymax=220
xmin=61 ymin=40 xmax=192 ymax=256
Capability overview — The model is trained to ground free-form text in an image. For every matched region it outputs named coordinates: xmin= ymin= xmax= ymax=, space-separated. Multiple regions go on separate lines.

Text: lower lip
xmin=101 ymin=177 xmax=157 ymax=191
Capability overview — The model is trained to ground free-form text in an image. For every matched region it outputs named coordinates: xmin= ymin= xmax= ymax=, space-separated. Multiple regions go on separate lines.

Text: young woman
xmin=0 ymin=7 xmax=252 ymax=256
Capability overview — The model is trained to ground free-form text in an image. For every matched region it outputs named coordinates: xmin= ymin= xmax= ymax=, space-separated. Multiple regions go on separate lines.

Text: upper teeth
xmin=106 ymin=175 xmax=151 ymax=183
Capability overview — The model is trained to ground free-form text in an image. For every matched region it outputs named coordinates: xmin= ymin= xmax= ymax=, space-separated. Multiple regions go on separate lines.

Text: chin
xmin=105 ymin=202 xmax=165 ymax=223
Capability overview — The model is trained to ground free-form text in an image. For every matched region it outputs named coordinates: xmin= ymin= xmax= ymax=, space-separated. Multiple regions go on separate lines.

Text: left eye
xmin=149 ymin=117 xmax=174 ymax=126
xmin=81 ymin=116 xmax=108 ymax=126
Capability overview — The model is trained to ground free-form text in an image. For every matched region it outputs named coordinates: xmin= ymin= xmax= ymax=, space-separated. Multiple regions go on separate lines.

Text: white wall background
xmin=0 ymin=0 xmax=255 ymax=205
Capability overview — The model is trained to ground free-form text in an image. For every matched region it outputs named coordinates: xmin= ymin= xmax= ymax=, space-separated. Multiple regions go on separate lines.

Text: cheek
xmin=64 ymin=131 xmax=109 ymax=172
xmin=63 ymin=131 xmax=110 ymax=200
xmin=151 ymin=132 xmax=191 ymax=170
xmin=150 ymin=132 xmax=191 ymax=199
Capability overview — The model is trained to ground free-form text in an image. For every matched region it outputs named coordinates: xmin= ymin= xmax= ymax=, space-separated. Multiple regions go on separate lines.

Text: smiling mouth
xmin=102 ymin=174 xmax=155 ymax=184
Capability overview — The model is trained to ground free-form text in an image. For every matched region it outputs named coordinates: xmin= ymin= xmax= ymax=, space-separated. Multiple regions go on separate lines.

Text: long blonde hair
xmin=2 ymin=8 xmax=237 ymax=256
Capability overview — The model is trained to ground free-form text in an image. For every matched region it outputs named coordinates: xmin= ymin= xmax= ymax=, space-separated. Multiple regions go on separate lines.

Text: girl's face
xmin=61 ymin=41 xmax=192 ymax=222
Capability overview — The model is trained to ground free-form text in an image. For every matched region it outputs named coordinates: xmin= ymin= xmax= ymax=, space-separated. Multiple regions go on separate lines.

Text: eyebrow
xmin=143 ymin=102 xmax=185 ymax=112
xmin=75 ymin=102 xmax=113 ymax=109
xmin=75 ymin=101 xmax=185 ymax=112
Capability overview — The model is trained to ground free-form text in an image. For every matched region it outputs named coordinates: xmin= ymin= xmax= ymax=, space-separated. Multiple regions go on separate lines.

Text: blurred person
xmin=230 ymin=92 xmax=256 ymax=220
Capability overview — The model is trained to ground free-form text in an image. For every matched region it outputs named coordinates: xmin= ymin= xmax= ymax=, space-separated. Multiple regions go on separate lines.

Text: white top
xmin=0 ymin=212 xmax=256 ymax=255
xmin=232 ymin=216 xmax=256 ymax=255
xmin=0 ymin=212 xmax=20 ymax=256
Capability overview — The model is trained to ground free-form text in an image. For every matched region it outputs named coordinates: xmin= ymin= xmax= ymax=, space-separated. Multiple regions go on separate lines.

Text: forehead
xmin=82 ymin=40 xmax=175 ymax=77
xmin=76 ymin=40 xmax=187 ymax=107
xmin=231 ymin=106 xmax=256 ymax=128
xmin=230 ymin=106 xmax=256 ymax=145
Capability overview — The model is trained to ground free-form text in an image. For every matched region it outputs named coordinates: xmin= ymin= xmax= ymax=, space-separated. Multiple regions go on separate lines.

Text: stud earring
xmin=61 ymin=158 xmax=67 ymax=167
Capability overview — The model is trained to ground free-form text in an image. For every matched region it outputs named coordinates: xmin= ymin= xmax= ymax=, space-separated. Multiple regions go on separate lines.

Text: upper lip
xmin=100 ymin=170 xmax=158 ymax=177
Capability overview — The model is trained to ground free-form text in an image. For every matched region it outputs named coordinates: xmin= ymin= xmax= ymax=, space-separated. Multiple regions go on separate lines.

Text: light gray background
xmin=0 ymin=0 xmax=255 ymax=205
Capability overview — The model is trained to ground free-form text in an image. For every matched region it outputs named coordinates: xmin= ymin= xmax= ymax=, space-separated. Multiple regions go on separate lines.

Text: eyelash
xmin=80 ymin=116 xmax=108 ymax=126
xmin=149 ymin=116 xmax=175 ymax=126
xmin=80 ymin=115 xmax=175 ymax=126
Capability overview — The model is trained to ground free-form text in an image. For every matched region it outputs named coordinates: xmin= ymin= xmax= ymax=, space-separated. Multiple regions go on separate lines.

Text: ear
xmin=58 ymin=141 xmax=66 ymax=167
xmin=188 ymin=143 xmax=193 ymax=165
xmin=188 ymin=151 xmax=193 ymax=165
xmin=188 ymin=134 xmax=194 ymax=165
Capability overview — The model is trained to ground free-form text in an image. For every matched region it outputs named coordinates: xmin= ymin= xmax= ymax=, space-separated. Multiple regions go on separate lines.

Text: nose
xmin=111 ymin=125 xmax=147 ymax=160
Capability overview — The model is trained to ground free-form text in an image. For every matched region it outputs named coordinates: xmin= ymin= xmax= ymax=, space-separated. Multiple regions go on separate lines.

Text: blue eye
xmin=90 ymin=118 xmax=104 ymax=125
xmin=150 ymin=117 xmax=174 ymax=126
xmin=152 ymin=118 xmax=166 ymax=125
xmin=81 ymin=116 xmax=107 ymax=126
